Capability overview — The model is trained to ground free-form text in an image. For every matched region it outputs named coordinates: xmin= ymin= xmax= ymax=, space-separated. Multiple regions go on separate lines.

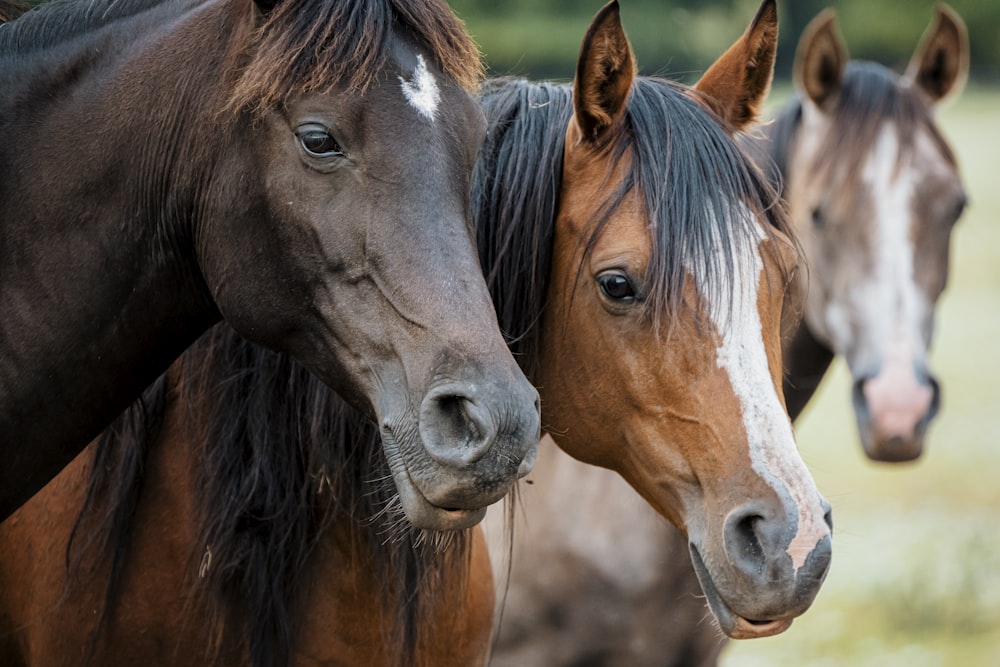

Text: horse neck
xmin=0 ymin=0 xmax=239 ymax=518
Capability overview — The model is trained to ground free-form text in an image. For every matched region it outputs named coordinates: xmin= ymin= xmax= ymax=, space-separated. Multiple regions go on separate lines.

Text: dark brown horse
xmin=486 ymin=5 xmax=970 ymax=666
xmin=0 ymin=0 xmax=539 ymax=523
xmin=0 ymin=1 xmax=831 ymax=664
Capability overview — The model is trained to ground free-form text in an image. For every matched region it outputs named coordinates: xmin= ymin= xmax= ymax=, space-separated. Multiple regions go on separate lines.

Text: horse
xmin=0 ymin=0 xmax=540 ymax=523
xmin=0 ymin=1 xmax=832 ymax=664
xmin=767 ymin=4 xmax=969 ymax=462
xmin=486 ymin=5 xmax=971 ymax=666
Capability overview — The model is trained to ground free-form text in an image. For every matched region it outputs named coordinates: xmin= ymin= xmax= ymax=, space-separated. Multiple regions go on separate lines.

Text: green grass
xmin=721 ymin=87 xmax=1000 ymax=666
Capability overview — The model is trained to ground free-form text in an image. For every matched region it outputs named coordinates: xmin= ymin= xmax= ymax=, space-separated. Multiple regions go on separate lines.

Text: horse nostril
xmin=726 ymin=509 xmax=766 ymax=573
xmin=438 ymin=394 xmax=482 ymax=443
xmin=419 ymin=387 xmax=497 ymax=469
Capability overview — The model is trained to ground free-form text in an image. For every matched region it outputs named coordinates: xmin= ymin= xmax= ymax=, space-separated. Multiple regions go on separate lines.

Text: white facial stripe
xmin=850 ymin=124 xmax=929 ymax=372
xmin=398 ymin=54 xmax=440 ymax=122
xmin=693 ymin=211 xmax=826 ymax=572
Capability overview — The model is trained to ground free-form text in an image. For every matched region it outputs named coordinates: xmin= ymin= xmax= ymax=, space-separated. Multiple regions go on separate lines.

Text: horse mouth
xmin=689 ymin=546 xmax=792 ymax=640
xmin=381 ymin=440 xmax=488 ymax=530
xmin=392 ymin=468 xmax=488 ymax=530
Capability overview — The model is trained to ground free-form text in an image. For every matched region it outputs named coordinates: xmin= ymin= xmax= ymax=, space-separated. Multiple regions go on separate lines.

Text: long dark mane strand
xmin=576 ymin=77 xmax=790 ymax=336
xmin=472 ymin=78 xmax=573 ymax=380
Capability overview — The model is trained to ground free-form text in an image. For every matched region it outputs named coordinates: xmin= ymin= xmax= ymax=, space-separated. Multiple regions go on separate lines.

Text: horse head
xmin=785 ymin=6 xmax=968 ymax=461
xmin=535 ymin=0 xmax=831 ymax=639
xmin=189 ymin=0 xmax=543 ymax=528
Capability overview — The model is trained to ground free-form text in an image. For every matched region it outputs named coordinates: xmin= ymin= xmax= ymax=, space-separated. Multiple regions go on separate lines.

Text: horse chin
xmin=381 ymin=435 xmax=493 ymax=531
xmin=688 ymin=545 xmax=793 ymax=640
xmin=859 ymin=430 xmax=926 ymax=463
xmin=852 ymin=379 xmax=935 ymax=463
xmin=396 ymin=478 xmax=488 ymax=531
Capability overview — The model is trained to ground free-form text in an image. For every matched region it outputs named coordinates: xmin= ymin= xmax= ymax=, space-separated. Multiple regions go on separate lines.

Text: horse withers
xmin=0 ymin=0 xmax=539 ymax=524
xmin=769 ymin=5 xmax=969 ymax=461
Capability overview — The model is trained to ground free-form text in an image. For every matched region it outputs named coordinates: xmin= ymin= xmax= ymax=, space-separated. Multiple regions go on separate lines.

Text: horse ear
xmin=793 ymin=9 xmax=848 ymax=111
xmin=572 ymin=0 xmax=636 ymax=145
xmin=905 ymin=3 xmax=969 ymax=104
xmin=694 ymin=0 xmax=778 ymax=132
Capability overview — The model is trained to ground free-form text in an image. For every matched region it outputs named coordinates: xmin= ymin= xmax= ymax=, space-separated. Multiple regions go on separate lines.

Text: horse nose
xmin=723 ymin=497 xmax=833 ymax=589
xmin=853 ymin=369 xmax=940 ymax=462
xmin=419 ymin=385 xmax=499 ymax=468
xmin=418 ymin=381 xmax=540 ymax=469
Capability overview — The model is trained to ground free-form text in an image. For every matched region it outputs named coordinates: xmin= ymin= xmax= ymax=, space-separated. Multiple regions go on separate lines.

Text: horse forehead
xmin=387 ymin=38 xmax=455 ymax=122
xmin=860 ymin=122 xmax=956 ymax=220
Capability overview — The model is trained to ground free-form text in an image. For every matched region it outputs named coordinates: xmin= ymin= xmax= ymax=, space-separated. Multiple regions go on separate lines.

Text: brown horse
xmin=487 ymin=5 xmax=970 ymax=666
xmin=0 ymin=0 xmax=540 ymax=523
xmin=0 ymin=1 xmax=831 ymax=664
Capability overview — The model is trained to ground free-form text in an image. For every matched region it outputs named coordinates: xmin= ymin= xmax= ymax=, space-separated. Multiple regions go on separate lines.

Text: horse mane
xmin=0 ymin=0 xmax=169 ymax=51
xmin=765 ymin=61 xmax=956 ymax=191
xmin=473 ymin=78 xmax=571 ymax=379
xmin=476 ymin=76 xmax=789 ymax=348
xmin=228 ymin=0 xmax=483 ymax=112
xmin=0 ymin=0 xmax=483 ymax=111
xmin=69 ymin=325 xmax=469 ymax=667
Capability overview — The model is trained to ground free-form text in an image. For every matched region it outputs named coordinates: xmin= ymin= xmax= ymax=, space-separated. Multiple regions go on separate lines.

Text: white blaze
xmin=399 ymin=54 xmax=440 ymax=122
xmin=692 ymin=209 xmax=827 ymax=572
xmin=859 ymin=124 xmax=928 ymax=367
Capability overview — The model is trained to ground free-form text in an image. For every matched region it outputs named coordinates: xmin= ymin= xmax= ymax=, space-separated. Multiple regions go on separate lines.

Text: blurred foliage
xmin=449 ymin=0 xmax=1000 ymax=83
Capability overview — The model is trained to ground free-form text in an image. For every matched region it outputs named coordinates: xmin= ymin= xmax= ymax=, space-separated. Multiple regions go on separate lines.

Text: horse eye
xmin=952 ymin=194 xmax=968 ymax=223
xmin=810 ymin=207 xmax=824 ymax=228
xmin=298 ymin=130 xmax=343 ymax=158
xmin=597 ymin=272 xmax=636 ymax=303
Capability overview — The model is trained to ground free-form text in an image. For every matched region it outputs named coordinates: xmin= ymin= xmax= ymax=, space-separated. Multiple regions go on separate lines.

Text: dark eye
xmin=952 ymin=194 xmax=968 ymax=223
xmin=298 ymin=130 xmax=343 ymax=158
xmin=810 ymin=207 xmax=824 ymax=228
xmin=597 ymin=272 xmax=636 ymax=303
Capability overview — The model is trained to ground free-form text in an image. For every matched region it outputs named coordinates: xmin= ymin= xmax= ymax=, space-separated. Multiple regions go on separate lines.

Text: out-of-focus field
xmin=722 ymin=87 xmax=1000 ymax=666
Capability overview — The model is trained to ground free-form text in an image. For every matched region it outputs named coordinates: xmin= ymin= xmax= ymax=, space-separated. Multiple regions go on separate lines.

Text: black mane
xmin=70 ymin=325 xmax=463 ymax=667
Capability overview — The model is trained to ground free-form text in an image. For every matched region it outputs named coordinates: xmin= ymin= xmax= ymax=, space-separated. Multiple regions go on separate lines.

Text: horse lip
xmin=381 ymin=432 xmax=488 ymax=530
xmin=688 ymin=544 xmax=793 ymax=640
xmin=392 ymin=466 xmax=487 ymax=530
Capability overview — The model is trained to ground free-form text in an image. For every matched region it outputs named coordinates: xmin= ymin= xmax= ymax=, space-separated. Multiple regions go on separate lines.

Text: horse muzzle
xmin=687 ymin=495 xmax=834 ymax=639
xmin=380 ymin=377 xmax=540 ymax=531
xmin=852 ymin=368 xmax=940 ymax=462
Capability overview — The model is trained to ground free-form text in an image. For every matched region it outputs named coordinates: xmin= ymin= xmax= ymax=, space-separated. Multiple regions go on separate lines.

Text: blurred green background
xmin=451 ymin=0 xmax=1000 ymax=82
xmin=449 ymin=1 xmax=1000 ymax=664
